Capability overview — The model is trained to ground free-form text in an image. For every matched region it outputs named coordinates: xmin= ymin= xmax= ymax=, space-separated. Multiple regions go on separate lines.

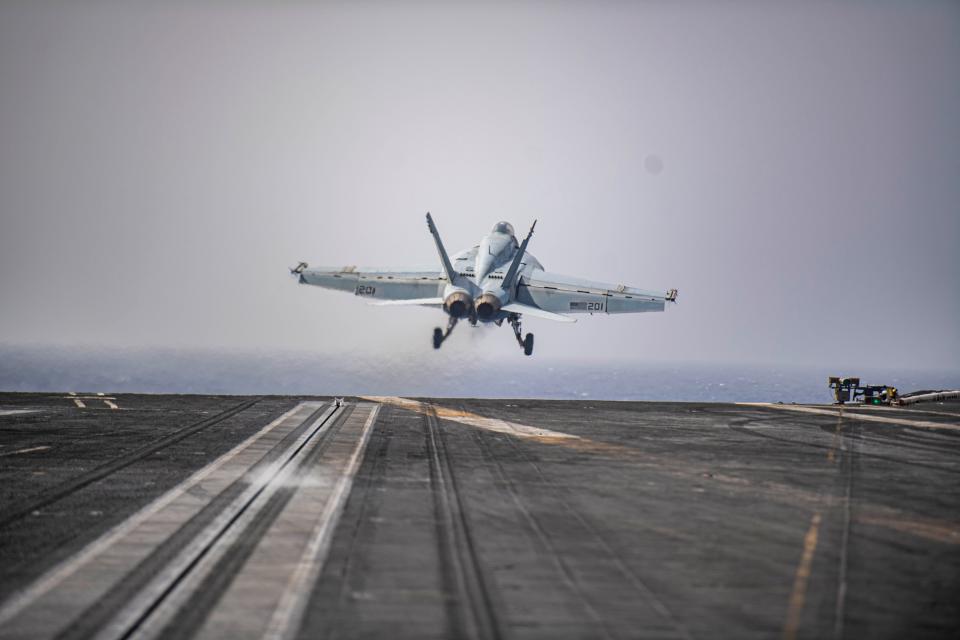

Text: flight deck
xmin=0 ymin=393 xmax=958 ymax=639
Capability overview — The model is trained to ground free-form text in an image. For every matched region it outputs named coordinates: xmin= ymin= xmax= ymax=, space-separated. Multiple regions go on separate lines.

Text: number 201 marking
xmin=355 ymin=285 xmax=376 ymax=297
xmin=570 ymin=300 xmax=605 ymax=312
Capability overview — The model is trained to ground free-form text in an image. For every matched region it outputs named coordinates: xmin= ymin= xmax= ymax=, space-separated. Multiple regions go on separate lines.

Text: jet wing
xmin=370 ymin=297 xmax=444 ymax=307
xmin=501 ymin=302 xmax=577 ymax=322
xmin=515 ymin=269 xmax=669 ymax=315
xmin=296 ymin=265 xmax=446 ymax=302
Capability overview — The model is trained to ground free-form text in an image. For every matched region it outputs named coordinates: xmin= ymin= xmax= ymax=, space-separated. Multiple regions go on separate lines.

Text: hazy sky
xmin=1 ymin=1 xmax=958 ymax=371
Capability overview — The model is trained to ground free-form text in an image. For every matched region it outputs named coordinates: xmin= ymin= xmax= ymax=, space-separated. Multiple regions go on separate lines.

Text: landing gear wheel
xmin=508 ymin=313 xmax=532 ymax=355
xmin=433 ymin=316 xmax=459 ymax=350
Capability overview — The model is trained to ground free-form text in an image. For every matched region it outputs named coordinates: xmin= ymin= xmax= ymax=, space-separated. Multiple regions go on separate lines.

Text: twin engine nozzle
xmin=443 ymin=291 xmax=503 ymax=321
xmin=474 ymin=293 xmax=502 ymax=321
xmin=443 ymin=291 xmax=474 ymax=319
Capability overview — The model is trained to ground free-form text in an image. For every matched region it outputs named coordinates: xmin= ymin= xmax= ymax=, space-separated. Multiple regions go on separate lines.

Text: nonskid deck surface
xmin=0 ymin=393 xmax=958 ymax=639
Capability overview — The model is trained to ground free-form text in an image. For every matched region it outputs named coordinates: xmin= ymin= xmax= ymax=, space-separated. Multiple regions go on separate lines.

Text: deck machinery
xmin=828 ymin=376 xmax=898 ymax=405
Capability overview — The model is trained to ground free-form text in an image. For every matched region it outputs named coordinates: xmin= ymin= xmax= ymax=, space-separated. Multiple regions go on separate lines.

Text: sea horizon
xmin=2 ymin=343 xmax=957 ymax=404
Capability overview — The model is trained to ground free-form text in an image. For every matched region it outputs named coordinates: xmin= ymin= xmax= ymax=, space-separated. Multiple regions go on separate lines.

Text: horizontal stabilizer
xmin=369 ymin=297 xmax=444 ymax=307
xmin=502 ymin=302 xmax=577 ymax=323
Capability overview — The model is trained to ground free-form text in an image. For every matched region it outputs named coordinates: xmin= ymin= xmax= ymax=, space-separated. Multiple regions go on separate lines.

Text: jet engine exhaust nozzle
xmin=443 ymin=291 xmax=474 ymax=319
xmin=475 ymin=293 xmax=502 ymax=321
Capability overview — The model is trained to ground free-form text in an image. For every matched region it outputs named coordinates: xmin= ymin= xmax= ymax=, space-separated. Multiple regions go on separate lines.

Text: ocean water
xmin=2 ymin=345 xmax=957 ymax=404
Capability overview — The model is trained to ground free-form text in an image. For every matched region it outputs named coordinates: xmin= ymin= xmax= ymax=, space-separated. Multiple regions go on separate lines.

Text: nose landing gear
xmin=509 ymin=313 xmax=534 ymax=356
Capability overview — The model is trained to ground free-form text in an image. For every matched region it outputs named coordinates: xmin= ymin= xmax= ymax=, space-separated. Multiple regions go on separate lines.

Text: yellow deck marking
xmin=849 ymin=405 xmax=960 ymax=419
xmin=856 ymin=513 xmax=960 ymax=544
xmin=737 ymin=403 xmax=960 ymax=431
xmin=782 ymin=512 xmax=822 ymax=640
xmin=365 ymin=396 xmax=581 ymax=441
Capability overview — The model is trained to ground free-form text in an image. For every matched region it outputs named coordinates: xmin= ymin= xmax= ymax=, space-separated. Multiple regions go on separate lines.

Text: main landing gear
xmin=510 ymin=314 xmax=534 ymax=356
xmin=432 ymin=316 xmax=458 ymax=349
xmin=433 ymin=313 xmax=534 ymax=356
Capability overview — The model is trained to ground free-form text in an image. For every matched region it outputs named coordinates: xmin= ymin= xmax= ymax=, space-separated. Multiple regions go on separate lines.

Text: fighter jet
xmin=290 ymin=214 xmax=677 ymax=356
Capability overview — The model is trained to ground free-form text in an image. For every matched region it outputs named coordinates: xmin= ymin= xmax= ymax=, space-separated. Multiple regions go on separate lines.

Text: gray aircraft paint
xmin=295 ymin=216 xmax=671 ymax=351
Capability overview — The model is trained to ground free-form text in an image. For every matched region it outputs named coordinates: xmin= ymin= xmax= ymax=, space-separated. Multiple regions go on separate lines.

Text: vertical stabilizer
xmin=502 ymin=220 xmax=537 ymax=291
xmin=425 ymin=213 xmax=457 ymax=283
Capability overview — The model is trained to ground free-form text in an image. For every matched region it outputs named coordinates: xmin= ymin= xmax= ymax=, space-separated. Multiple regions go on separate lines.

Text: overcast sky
xmin=1 ymin=1 xmax=957 ymax=371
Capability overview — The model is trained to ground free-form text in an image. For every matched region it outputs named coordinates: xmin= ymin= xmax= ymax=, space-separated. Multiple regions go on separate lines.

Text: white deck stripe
xmin=265 ymin=403 xmax=381 ymax=640
xmin=178 ymin=404 xmax=377 ymax=639
xmin=113 ymin=404 xmax=339 ymax=640
xmin=0 ymin=401 xmax=321 ymax=636
xmin=0 ymin=446 xmax=51 ymax=457
xmin=736 ymin=403 xmax=960 ymax=431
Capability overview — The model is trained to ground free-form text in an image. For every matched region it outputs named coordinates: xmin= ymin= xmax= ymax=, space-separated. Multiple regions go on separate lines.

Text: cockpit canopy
xmin=491 ymin=221 xmax=515 ymax=237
